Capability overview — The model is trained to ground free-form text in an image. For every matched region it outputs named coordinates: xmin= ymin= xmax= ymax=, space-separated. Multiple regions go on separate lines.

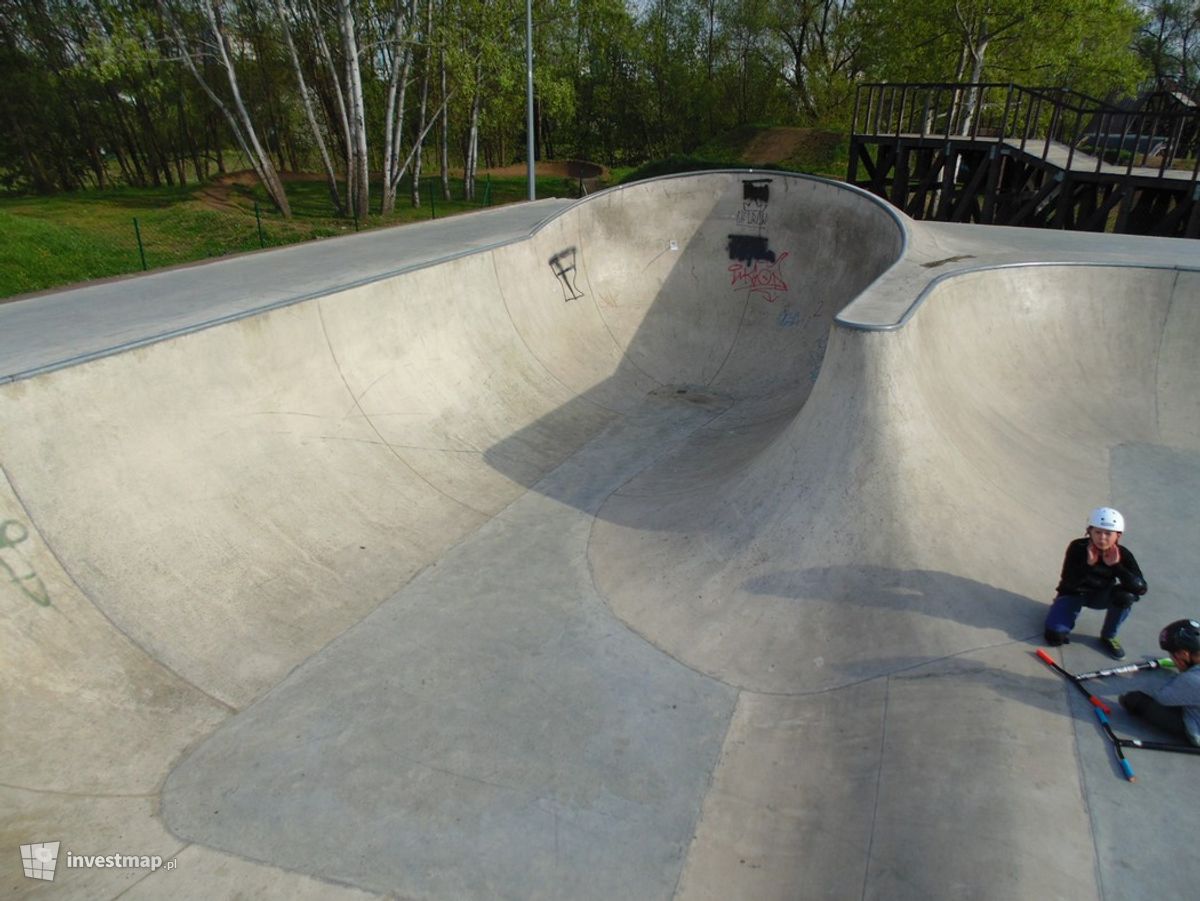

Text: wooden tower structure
xmin=848 ymin=82 xmax=1200 ymax=238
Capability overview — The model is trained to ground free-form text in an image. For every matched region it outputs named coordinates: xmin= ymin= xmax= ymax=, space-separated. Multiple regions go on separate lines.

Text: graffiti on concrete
xmin=777 ymin=309 xmax=802 ymax=328
xmin=737 ymin=178 xmax=772 ymax=227
xmin=549 ymin=247 xmax=584 ymax=302
xmin=729 ymin=251 xmax=791 ymax=304
xmin=729 ymin=179 xmax=786 ymax=300
xmin=1 ymin=519 xmax=50 ymax=606
xmin=727 ymin=234 xmax=775 ymax=265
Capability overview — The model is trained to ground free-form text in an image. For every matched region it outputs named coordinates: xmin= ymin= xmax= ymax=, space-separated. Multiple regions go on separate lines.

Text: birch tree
xmin=297 ymin=0 xmax=354 ymax=205
xmin=274 ymin=0 xmax=343 ymax=212
xmin=381 ymin=0 xmax=417 ymax=214
xmin=439 ymin=40 xmax=450 ymax=199
xmin=410 ymin=0 xmax=433 ymax=206
xmin=337 ymin=0 xmax=370 ymax=217
xmin=859 ymin=0 xmax=1145 ymax=100
xmin=161 ymin=0 xmax=292 ymax=215
xmin=448 ymin=0 xmax=525 ymax=197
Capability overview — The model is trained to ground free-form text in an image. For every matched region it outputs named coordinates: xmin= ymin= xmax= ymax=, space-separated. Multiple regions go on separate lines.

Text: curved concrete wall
xmin=590 ymin=264 xmax=1200 ymax=694
xmin=6 ymin=170 xmax=1197 ymax=901
xmin=0 ymin=171 xmax=900 ymax=786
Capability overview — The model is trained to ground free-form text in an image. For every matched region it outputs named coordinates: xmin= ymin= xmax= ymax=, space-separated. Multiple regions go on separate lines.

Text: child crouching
xmin=1120 ymin=619 xmax=1200 ymax=747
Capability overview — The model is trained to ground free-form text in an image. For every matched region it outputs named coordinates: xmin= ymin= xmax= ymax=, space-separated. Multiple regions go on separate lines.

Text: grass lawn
xmin=0 ymin=135 xmax=847 ymax=300
xmin=0 ymin=172 xmax=580 ymax=300
xmin=620 ymin=127 xmax=849 ymax=185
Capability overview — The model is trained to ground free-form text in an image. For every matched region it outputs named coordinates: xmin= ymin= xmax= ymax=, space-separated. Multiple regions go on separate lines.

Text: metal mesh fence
xmin=1 ymin=172 xmax=586 ymax=300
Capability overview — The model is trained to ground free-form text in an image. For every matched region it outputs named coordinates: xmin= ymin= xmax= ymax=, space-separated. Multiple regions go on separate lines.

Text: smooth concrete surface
xmin=0 ymin=199 xmax=574 ymax=383
xmin=2 ymin=172 xmax=1198 ymax=900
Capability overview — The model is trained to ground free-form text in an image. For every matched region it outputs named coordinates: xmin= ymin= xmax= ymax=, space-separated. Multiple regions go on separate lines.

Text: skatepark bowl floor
xmin=3 ymin=171 xmax=1199 ymax=900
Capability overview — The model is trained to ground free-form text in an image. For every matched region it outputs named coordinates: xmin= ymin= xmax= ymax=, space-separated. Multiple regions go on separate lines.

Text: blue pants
xmin=1044 ymin=589 xmax=1133 ymax=640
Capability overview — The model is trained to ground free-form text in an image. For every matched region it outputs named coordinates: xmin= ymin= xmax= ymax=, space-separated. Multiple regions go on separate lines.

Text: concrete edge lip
xmin=0 ymin=198 xmax=575 ymax=385
xmin=1 ymin=170 xmax=909 ymax=385
xmin=837 ymin=259 xmax=1200 ymax=332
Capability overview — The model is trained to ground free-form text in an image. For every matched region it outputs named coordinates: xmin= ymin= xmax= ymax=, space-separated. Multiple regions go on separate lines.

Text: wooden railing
xmin=852 ymin=82 xmax=1200 ymax=184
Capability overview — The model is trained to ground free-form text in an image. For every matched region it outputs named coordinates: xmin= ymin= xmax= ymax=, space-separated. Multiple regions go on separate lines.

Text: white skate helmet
xmin=1088 ymin=507 xmax=1125 ymax=532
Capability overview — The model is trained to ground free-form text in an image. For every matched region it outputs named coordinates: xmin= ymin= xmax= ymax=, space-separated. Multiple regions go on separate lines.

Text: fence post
xmin=1000 ymin=85 xmax=1014 ymax=143
xmin=254 ymin=201 xmax=265 ymax=248
xmin=429 ymin=179 xmax=436 ymax=219
xmin=132 ymin=217 xmax=148 ymax=271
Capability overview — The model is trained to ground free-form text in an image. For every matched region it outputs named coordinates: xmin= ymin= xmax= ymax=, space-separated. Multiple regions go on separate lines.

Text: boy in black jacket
xmin=1043 ymin=507 xmax=1148 ymax=659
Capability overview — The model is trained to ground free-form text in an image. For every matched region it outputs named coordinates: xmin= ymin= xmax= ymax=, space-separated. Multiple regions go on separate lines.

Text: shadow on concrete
xmin=742 ymin=565 xmax=1047 ymax=641
xmin=480 ymin=172 xmax=903 ymax=526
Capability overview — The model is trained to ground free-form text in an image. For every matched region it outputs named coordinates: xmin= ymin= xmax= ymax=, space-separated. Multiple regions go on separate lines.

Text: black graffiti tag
xmin=737 ymin=178 xmax=772 ymax=227
xmin=549 ymin=247 xmax=584 ymax=302
xmin=1 ymin=519 xmax=51 ymax=607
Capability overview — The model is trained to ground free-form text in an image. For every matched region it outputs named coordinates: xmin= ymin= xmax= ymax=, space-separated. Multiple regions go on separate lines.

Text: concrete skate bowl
xmin=4 ymin=166 xmax=1199 ymax=901
xmin=479 ymin=171 xmax=906 ymax=483
xmin=587 ymin=262 xmax=1200 ymax=694
xmin=0 ymin=171 xmax=904 ymax=898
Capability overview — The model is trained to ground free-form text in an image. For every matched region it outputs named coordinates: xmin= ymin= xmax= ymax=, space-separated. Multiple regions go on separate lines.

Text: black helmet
xmin=1159 ymin=619 xmax=1200 ymax=653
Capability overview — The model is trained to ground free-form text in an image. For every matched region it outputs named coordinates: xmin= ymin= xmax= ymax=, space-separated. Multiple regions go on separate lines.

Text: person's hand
xmin=1102 ymin=544 xmax=1120 ymax=566
xmin=1087 ymin=544 xmax=1099 ymax=565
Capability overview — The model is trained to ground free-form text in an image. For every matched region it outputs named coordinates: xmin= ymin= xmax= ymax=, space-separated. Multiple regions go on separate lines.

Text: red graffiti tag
xmin=728 ymin=252 xmax=790 ymax=303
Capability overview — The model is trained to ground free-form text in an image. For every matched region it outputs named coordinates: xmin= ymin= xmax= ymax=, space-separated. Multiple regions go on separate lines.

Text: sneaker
xmin=1101 ymin=637 xmax=1126 ymax=660
xmin=1044 ymin=630 xmax=1070 ymax=646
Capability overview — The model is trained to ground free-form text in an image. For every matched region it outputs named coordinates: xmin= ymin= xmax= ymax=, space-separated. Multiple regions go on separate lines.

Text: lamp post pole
xmin=526 ymin=0 xmax=535 ymax=200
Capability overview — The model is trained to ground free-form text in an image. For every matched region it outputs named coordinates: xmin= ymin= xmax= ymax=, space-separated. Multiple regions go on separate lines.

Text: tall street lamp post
xmin=526 ymin=0 xmax=535 ymax=200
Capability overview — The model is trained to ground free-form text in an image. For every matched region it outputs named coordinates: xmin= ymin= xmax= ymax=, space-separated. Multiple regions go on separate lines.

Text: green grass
xmin=0 ymin=173 xmax=576 ymax=299
xmin=619 ymin=127 xmax=849 ymax=184
xmin=0 ymin=134 xmax=845 ymax=299
xmin=778 ymin=133 xmax=850 ymax=180
xmin=0 ymin=209 xmax=142 ymax=295
xmin=693 ymin=124 xmax=772 ymax=162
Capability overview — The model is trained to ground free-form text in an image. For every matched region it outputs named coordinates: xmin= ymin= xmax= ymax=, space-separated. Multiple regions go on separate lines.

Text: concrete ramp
xmin=2 ymin=173 xmax=1198 ymax=900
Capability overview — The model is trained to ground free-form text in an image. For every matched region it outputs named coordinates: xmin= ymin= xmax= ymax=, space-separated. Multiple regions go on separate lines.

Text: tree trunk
xmin=6 ymin=108 xmax=54 ymax=192
xmin=245 ymin=6 xmax=287 ymax=174
xmin=92 ymin=148 xmax=107 ymax=189
xmin=410 ymin=0 xmax=434 ymax=207
xmin=440 ymin=45 xmax=450 ymax=200
xmin=464 ymin=63 xmax=481 ymax=201
xmin=130 ymin=92 xmax=174 ymax=186
xmin=305 ymin=0 xmax=353 ymax=204
xmin=208 ymin=1 xmax=290 ymax=212
xmin=179 ymin=78 xmax=204 ymax=184
xmin=381 ymin=0 xmax=415 ymax=215
xmin=164 ymin=0 xmax=291 ymax=215
xmin=962 ymin=39 xmax=989 ymax=137
xmin=339 ymin=0 xmax=370 ymax=218
xmin=276 ymin=0 xmax=344 ymax=214
xmin=105 ymin=87 xmax=146 ymax=185
xmin=112 ymin=144 xmax=136 ymax=185
xmin=212 ymin=112 xmax=226 ymax=174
